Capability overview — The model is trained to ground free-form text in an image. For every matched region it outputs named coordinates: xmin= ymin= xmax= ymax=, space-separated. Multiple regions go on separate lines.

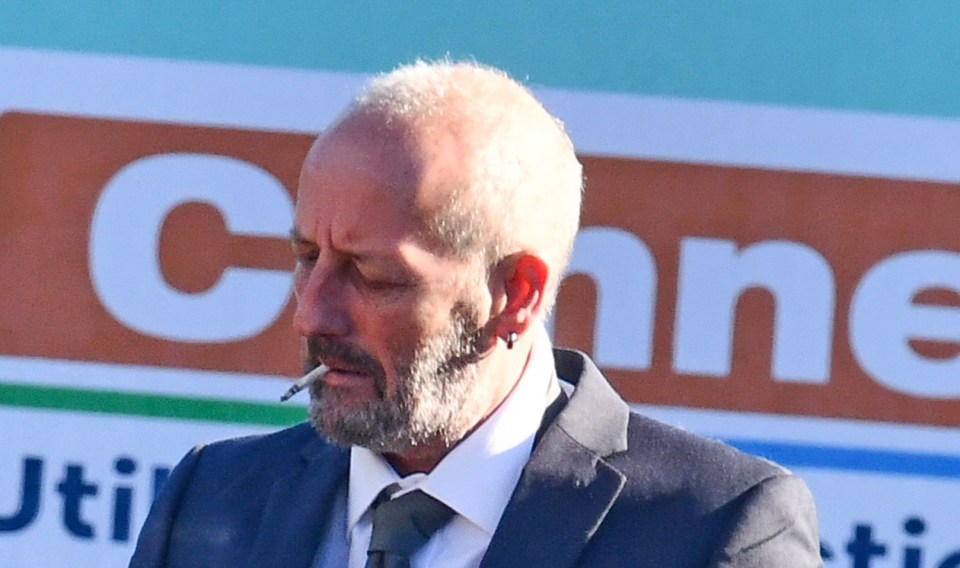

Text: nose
xmin=292 ymin=259 xmax=351 ymax=338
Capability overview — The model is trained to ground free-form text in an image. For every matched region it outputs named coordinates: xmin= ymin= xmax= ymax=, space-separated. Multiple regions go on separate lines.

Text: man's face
xmin=291 ymin=117 xmax=492 ymax=453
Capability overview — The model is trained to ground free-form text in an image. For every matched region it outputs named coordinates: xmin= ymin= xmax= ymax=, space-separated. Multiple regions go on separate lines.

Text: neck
xmin=384 ymin=443 xmax=450 ymax=476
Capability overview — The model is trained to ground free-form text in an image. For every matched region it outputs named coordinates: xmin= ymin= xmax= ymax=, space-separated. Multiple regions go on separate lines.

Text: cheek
xmin=364 ymin=298 xmax=457 ymax=376
xmin=350 ymin=292 xmax=429 ymax=358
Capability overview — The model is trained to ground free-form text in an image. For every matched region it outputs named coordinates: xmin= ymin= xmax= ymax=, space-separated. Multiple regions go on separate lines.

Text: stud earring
xmin=506 ymin=331 xmax=518 ymax=350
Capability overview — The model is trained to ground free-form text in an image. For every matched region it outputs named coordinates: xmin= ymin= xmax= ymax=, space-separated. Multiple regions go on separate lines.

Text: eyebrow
xmin=288 ymin=228 xmax=386 ymax=266
xmin=289 ymin=230 xmax=324 ymax=261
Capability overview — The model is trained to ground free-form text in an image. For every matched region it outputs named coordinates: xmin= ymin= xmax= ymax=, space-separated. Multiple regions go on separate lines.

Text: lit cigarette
xmin=280 ymin=365 xmax=330 ymax=402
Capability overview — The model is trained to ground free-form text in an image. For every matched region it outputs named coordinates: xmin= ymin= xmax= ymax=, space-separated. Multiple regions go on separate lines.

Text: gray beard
xmin=307 ymin=303 xmax=485 ymax=454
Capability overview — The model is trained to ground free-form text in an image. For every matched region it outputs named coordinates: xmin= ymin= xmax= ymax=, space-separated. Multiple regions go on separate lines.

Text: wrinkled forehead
xmin=295 ymin=113 xmax=470 ymax=257
xmin=300 ymin=109 xmax=470 ymax=219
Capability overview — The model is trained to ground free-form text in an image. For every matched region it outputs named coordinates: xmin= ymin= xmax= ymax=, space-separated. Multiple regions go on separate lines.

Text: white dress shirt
xmin=343 ymin=328 xmax=559 ymax=568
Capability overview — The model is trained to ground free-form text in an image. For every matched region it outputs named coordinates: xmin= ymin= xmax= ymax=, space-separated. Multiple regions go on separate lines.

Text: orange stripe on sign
xmin=553 ymin=157 xmax=960 ymax=427
xmin=3 ymin=112 xmax=960 ymax=427
xmin=0 ymin=112 xmax=311 ymax=377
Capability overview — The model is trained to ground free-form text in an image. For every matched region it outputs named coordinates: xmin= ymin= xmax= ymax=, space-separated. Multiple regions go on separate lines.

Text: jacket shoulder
xmin=190 ymin=421 xmax=320 ymax=471
xmin=129 ymin=422 xmax=343 ymax=568
xmin=586 ymin=411 xmax=817 ymax=566
xmin=175 ymin=422 xmax=334 ymax=512
xmin=617 ymin=411 xmax=786 ymax=502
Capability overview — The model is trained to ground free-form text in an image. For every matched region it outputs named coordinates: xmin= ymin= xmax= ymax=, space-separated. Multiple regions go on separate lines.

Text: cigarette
xmin=280 ymin=365 xmax=330 ymax=402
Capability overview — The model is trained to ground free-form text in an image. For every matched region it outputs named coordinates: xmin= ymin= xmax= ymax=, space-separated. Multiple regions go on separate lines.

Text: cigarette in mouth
xmin=280 ymin=364 xmax=330 ymax=402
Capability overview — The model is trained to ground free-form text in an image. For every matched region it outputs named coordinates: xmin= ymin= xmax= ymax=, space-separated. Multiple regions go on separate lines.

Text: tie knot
xmin=366 ymin=489 xmax=455 ymax=567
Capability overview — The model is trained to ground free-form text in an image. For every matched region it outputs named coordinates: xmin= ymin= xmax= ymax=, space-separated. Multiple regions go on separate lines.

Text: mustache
xmin=305 ymin=336 xmax=385 ymax=378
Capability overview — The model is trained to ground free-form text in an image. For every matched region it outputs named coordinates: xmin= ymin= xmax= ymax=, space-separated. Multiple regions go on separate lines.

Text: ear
xmin=493 ymin=253 xmax=549 ymax=343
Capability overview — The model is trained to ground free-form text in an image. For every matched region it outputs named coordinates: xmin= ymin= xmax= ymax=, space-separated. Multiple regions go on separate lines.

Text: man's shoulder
xmin=165 ymin=422 xmax=347 ymax=526
xmin=553 ymin=347 xmax=787 ymax=493
xmin=199 ymin=421 xmax=320 ymax=458
xmin=130 ymin=424 xmax=348 ymax=567
xmin=186 ymin=422 xmax=342 ymax=484
xmin=585 ymin=412 xmax=819 ymax=566
xmin=611 ymin=409 xmax=793 ymax=509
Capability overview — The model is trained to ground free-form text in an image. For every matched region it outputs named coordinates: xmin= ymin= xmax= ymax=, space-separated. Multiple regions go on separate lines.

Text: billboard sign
xmin=2 ymin=47 xmax=960 ymax=566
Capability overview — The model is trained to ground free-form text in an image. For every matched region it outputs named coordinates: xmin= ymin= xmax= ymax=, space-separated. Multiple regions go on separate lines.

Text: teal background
xmin=2 ymin=2 xmax=959 ymax=119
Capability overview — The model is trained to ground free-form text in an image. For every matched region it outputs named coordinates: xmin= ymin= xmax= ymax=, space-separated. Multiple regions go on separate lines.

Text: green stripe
xmin=0 ymin=383 xmax=305 ymax=426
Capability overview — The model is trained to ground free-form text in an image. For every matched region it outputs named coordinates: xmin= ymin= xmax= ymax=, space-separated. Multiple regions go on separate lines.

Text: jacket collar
xmin=480 ymin=349 xmax=629 ymax=568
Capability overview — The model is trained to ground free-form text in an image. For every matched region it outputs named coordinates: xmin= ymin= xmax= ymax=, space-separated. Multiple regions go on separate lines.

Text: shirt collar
xmin=348 ymin=326 xmax=557 ymax=535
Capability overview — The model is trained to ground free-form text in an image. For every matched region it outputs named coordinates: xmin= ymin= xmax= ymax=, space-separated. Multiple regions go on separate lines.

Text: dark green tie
xmin=364 ymin=488 xmax=455 ymax=568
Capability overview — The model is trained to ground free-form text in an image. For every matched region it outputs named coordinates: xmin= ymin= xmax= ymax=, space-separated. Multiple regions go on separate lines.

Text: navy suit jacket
xmin=130 ymin=349 xmax=822 ymax=567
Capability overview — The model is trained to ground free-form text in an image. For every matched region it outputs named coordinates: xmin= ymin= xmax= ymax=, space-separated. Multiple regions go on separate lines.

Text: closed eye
xmin=349 ymin=261 xmax=417 ymax=292
xmin=290 ymin=233 xmax=319 ymax=265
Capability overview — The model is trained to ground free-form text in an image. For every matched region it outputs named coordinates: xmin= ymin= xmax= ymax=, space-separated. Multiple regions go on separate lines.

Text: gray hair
xmin=343 ymin=59 xmax=584 ymax=314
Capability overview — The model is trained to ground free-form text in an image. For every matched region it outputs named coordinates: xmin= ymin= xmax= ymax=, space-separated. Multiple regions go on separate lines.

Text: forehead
xmin=295 ymin=114 xmax=466 ymax=249
xmin=294 ymin=117 xmax=423 ymax=255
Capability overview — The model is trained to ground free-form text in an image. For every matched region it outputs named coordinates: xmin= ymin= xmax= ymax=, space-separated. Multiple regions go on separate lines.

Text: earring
xmin=506 ymin=331 xmax=518 ymax=350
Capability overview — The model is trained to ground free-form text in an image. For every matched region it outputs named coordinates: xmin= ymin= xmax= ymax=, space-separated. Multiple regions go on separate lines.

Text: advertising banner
xmin=2 ymin=47 xmax=960 ymax=566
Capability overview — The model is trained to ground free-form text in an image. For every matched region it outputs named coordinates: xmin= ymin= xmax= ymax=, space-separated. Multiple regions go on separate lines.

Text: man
xmin=130 ymin=60 xmax=822 ymax=567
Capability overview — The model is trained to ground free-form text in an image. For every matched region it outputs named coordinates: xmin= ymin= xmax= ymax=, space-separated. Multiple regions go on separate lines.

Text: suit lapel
xmin=246 ymin=435 xmax=349 ymax=568
xmin=480 ymin=349 xmax=630 ymax=568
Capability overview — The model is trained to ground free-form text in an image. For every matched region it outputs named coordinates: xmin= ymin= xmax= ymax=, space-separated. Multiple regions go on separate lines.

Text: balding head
xmin=331 ymin=60 xmax=583 ymax=315
xmin=294 ymin=61 xmax=582 ymax=467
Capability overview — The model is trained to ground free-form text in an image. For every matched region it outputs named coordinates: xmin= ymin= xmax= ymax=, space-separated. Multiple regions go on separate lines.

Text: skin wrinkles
xmin=291 ymin=63 xmax=576 ymax=475
xmin=292 ymin=113 xmax=510 ymax=473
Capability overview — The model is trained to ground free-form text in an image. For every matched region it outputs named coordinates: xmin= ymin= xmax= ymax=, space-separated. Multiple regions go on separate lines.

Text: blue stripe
xmin=726 ymin=439 xmax=960 ymax=480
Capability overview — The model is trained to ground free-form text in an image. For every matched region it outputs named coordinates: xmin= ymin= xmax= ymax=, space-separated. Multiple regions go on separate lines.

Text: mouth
xmin=317 ymin=358 xmax=366 ymax=375
xmin=304 ymin=338 xmax=385 ymax=394
xmin=279 ymin=365 xmax=330 ymax=402
xmin=312 ymin=357 xmax=383 ymax=394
